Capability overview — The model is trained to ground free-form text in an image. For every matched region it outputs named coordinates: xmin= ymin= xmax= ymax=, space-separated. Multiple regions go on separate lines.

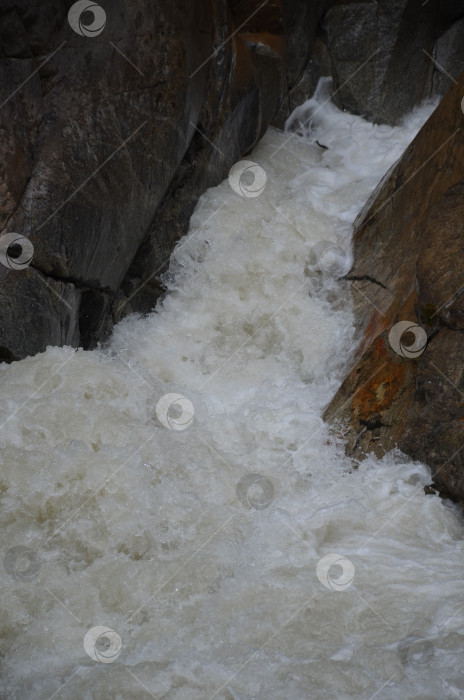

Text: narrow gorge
xmin=1 ymin=2 xmax=464 ymax=698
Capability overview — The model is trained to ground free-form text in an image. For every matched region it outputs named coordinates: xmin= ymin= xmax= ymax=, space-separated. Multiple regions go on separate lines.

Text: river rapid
xmin=1 ymin=82 xmax=464 ymax=699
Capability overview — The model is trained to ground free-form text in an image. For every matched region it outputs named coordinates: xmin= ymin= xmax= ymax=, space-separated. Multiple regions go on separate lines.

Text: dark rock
xmin=278 ymin=1 xmax=464 ymax=130
xmin=323 ymin=72 xmax=464 ymax=506
xmin=432 ymin=17 xmax=464 ymax=95
xmin=0 ymin=0 xmax=332 ymax=357
xmin=323 ymin=0 xmax=464 ymax=125
xmin=324 ymin=0 xmax=436 ymax=124
xmin=1 ymin=0 xmax=214 ymax=357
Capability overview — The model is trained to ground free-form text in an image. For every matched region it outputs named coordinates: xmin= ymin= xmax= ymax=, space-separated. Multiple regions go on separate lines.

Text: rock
xmin=0 ymin=0 xmax=331 ymax=358
xmin=277 ymin=1 xmax=464 ymax=130
xmin=323 ymin=0 xmax=464 ymax=124
xmin=1 ymin=0 xmax=214 ymax=357
xmin=432 ymin=17 xmax=464 ymax=95
xmin=323 ymin=71 xmax=464 ymax=505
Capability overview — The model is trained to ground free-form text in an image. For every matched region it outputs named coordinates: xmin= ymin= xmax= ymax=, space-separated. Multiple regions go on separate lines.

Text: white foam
xmin=1 ymin=86 xmax=463 ymax=699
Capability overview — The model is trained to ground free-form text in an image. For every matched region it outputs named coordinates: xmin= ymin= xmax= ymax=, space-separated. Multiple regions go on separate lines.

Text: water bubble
xmin=307 ymin=240 xmax=351 ymax=276
xmin=316 ymin=553 xmax=355 ymax=592
xmin=228 ymin=161 xmax=267 ymax=198
xmin=4 ymin=546 xmax=41 ymax=582
xmin=0 ymin=233 xmax=34 ymax=270
xmin=397 ymin=636 xmax=434 ymax=669
xmin=68 ymin=1 xmax=107 ymax=37
xmin=461 ymin=96 xmax=464 ymax=115
xmin=236 ymin=473 xmax=274 ymax=510
xmin=388 ymin=321 xmax=427 ymax=359
xmin=155 ymin=393 xmax=194 ymax=431
xmin=83 ymin=626 xmax=122 ymax=663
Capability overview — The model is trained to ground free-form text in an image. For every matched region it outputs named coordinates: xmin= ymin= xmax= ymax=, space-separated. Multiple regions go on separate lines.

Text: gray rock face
xmin=0 ymin=0 xmax=330 ymax=358
xmin=274 ymin=0 xmax=464 ymax=129
xmin=433 ymin=16 xmax=464 ymax=95
xmin=323 ymin=0 xmax=464 ymax=124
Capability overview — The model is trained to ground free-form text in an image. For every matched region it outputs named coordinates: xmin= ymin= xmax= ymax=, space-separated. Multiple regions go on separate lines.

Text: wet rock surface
xmin=273 ymin=0 xmax=464 ymax=128
xmin=324 ymin=72 xmax=464 ymax=505
xmin=323 ymin=0 xmax=439 ymax=124
xmin=0 ymin=0 xmax=331 ymax=358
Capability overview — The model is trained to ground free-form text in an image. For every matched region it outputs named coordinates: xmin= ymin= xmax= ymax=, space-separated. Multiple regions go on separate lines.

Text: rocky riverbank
xmin=324 ymin=72 xmax=464 ymax=506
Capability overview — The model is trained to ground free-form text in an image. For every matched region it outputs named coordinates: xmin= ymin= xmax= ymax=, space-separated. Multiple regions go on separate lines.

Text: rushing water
xmin=1 ymin=82 xmax=464 ymax=699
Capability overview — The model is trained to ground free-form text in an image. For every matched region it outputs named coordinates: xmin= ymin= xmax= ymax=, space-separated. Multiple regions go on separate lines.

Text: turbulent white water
xmin=2 ymin=83 xmax=464 ymax=700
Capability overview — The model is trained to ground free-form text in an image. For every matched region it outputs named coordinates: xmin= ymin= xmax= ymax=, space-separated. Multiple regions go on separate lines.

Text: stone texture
xmin=432 ymin=17 xmax=464 ymax=95
xmin=0 ymin=0 xmax=332 ymax=357
xmin=323 ymin=0 xmax=464 ymax=124
xmin=324 ymin=72 xmax=464 ymax=505
xmin=275 ymin=1 xmax=464 ymax=130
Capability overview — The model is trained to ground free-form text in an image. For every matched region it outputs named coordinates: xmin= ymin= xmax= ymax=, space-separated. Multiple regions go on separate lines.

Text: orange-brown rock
xmin=324 ymin=71 xmax=464 ymax=505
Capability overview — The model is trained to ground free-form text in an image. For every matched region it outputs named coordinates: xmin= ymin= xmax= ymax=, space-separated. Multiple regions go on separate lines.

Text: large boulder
xmin=323 ymin=0 xmax=439 ymax=124
xmin=433 ymin=16 xmax=464 ymax=95
xmin=0 ymin=0 xmax=331 ymax=359
xmin=274 ymin=0 xmax=464 ymax=128
xmin=324 ymin=71 xmax=464 ymax=505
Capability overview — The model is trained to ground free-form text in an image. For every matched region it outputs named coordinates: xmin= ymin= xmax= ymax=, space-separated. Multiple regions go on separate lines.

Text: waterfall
xmin=1 ymin=87 xmax=463 ymax=699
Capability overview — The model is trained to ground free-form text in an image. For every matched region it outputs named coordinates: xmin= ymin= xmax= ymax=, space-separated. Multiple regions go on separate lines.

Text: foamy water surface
xmin=1 ymin=83 xmax=463 ymax=699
